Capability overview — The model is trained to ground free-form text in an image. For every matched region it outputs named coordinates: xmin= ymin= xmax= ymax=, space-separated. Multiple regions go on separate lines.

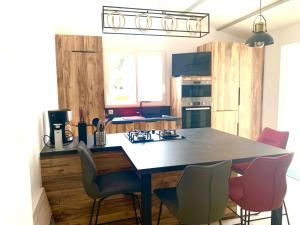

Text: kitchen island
xmin=105 ymin=115 xmax=180 ymax=133
xmin=40 ymin=128 xmax=288 ymax=225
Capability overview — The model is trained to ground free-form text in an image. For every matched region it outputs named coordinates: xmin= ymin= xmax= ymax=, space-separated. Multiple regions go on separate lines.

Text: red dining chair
xmin=232 ymin=127 xmax=289 ymax=175
xmin=229 ymin=153 xmax=294 ymax=225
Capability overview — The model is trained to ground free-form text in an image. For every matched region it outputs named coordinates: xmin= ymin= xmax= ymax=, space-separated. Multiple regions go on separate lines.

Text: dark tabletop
xmin=120 ymin=128 xmax=291 ymax=174
xmin=41 ymin=128 xmax=290 ymax=174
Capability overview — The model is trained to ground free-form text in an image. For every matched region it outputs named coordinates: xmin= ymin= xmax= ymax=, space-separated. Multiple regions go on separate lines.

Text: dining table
xmin=120 ymin=128 xmax=291 ymax=225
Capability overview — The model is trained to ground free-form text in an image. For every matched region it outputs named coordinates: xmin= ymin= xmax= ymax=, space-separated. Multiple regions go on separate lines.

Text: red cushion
xmin=257 ymin=127 xmax=289 ymax=149
xmin=229 ymin=177 xmax=244 ymax=202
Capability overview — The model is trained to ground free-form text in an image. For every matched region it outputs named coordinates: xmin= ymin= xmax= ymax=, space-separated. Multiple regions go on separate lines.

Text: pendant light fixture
xmin=245 ymin=0 xmax=274 ymax=47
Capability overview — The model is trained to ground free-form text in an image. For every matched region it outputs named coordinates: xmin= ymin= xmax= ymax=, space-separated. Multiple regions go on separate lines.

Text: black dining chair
xmin=78 ymin=141 xmax=142 ymax=225
xmin=154 ymin=160 xmax=232 ymax=225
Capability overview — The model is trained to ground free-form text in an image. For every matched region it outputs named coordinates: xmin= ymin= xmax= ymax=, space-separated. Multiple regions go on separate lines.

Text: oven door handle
xmin=185 ymin=107 xmax=210 ymax=111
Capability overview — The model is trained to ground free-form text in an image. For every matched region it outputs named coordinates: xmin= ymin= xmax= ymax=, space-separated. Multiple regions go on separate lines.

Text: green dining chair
xmin=154 ymin=160 xmax=232 ymax=225
xmin=78 ymin=141 xmax=142 ymax=225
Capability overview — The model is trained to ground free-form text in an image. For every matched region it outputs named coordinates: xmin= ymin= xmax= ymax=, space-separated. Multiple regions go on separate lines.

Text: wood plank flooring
xmin=49 ymin=177 xmax=299 ymax=225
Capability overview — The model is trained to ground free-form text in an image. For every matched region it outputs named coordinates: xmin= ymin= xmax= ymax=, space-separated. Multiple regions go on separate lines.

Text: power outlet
xmin=108 ymin=109 xmax=114 ymax=115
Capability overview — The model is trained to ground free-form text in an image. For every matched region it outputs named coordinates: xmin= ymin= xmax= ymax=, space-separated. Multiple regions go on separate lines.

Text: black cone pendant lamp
xmin=245 ymin=0 xmax=274 ymax=47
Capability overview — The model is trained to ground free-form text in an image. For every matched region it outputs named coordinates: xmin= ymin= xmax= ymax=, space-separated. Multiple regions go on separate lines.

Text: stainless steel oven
xmin=181 ymin=79 xmax=212 ymax=128
xmin=182 ymin=97 xmax=211 ymax=128
xmin=182 ymin=80 xmax=211 ymax=98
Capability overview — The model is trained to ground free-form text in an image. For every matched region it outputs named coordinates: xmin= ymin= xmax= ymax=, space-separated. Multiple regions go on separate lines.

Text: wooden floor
xmin=49 ymin=177 xmax=299 ymax=225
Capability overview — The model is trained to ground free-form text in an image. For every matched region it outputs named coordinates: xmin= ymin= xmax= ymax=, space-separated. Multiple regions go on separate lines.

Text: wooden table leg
xmin=271 ymin=206 xmax=282 ymax=225
xmin=141 ymin=174 xmax=152 ymax=225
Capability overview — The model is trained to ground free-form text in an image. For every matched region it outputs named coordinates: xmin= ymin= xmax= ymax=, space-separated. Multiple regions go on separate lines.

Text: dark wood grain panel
xmin=55 ymin=34 xmax=105 ymax=136
xmin=55 ymin=34 xmax=101 ymax=52
xmin=106 ymin=121 xmax=177 ymax=134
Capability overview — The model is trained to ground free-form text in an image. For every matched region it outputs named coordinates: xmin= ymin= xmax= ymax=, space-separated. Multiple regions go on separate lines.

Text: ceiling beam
xmin=217 ymin=0 xmax=290 ymax=31
xmin=185 ymin=0 xmax=206 ymax=12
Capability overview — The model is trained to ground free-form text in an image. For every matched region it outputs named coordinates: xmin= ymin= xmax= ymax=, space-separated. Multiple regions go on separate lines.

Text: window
xmin=105 ymin=51 xmax=166 ymax=106
xmin=278 ymin=42 xmax=300 ymax=175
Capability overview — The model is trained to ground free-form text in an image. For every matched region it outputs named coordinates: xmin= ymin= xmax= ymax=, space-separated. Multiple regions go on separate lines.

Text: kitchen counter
xmin=40 ymin=134 xmax=124 ymax=157
xmin=42 ymin=128 xmax=288 ymax=224
xmin=40 ymin=130 xmax=191 ymax=224
xmin=105 ymin=115 xmax=179 ymax=134
xmin=110 ymin=115 xmax=179 ymax=124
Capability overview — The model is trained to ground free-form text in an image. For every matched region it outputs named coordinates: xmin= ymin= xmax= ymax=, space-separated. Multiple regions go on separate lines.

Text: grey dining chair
xmin=154 ymin=160 xmax=232 ymax=225
xmin=78 ymin=141 xmax=142 ymax=225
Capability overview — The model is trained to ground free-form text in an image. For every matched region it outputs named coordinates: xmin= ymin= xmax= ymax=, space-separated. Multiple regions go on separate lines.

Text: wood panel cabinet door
xmin=58 ymin=51 xmax=104 ymax=128
xmin=56 ymin=35 xmax=104 ymax=134
xmin=55 ymin=34 xmax=101 ymax=52
xmin=211 ymin=42 xmax=240 ymax=111
xmin=238 ymin=45 xmax=264 ymax=140
xmin=211 ymin=111 xmax=238 ymax=135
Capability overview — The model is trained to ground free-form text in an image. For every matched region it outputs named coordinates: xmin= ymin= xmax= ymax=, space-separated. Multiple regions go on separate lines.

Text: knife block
xmin=78 ymin=122 xmax=87 ymax=144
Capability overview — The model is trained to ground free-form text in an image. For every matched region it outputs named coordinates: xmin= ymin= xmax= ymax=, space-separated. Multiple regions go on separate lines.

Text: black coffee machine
xmin=48 ymin=109 xmax=72 ymax=145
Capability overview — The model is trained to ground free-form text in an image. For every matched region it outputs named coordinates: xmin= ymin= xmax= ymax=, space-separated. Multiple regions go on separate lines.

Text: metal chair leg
xmin=131 ymin=195 xmax=139 ymax=225
xmin=94 ymin=198 xmax=104 ymax=225
xmin=240 ymin=208 xmax=244 ymax=225
xmin=247 ymin=210 xmax=250 ymax=225
xmin=283 ymin=200 xmax=290 ymax=225
xmin=157 ymin=201 xmax=163 ymax=225
xmin=89 ymin=199 xmax=96 ymax=225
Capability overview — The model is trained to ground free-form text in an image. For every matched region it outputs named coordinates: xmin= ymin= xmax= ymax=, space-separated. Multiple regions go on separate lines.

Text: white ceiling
xmin=101 ymin=0 xmax=300 ymax=38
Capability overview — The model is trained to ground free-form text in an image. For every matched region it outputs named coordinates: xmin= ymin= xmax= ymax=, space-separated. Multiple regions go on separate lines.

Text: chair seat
xmin=154 ymin=187 xmax=179 ymax=216
xmin=95 ymin=170 xmax=141 ymax=198
xmin=231 ymin=162 xmax=251 ymax=174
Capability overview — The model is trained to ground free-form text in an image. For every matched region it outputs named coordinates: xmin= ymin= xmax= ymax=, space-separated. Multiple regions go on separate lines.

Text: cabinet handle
xmin=72 ymin=50 xmax=96 ymax=53
xmin=238 ymin=87 xmax=240 ymax=106
xmin=215 ymin=110 xmax=236 ymax=112
xmin=186 ymin=107 xmax=210 ymax=111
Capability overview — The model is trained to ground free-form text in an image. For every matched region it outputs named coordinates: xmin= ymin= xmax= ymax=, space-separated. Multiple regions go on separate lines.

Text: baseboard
xmin=33 ymin=187 xmax=52 ymax=225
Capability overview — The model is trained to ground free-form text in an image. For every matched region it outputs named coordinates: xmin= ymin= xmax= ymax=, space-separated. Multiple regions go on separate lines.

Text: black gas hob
xmin=125 ymin=129 xmax=185 ymax=143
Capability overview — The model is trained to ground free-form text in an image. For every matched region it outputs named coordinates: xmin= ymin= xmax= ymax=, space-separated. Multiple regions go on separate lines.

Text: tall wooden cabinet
xmin=198 ymin=42 xmax=264 ymax=139
xmin=55 ymin=34 xmax=105 ymax=133
xmin=238 ymin=46 xmax=264 ymax=139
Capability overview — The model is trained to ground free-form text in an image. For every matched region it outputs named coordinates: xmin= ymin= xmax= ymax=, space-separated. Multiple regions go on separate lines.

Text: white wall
xmin=263 ymin=21 xmax=300 ymax=129
xmin=0 ymin=1 xmax=58 ymax=225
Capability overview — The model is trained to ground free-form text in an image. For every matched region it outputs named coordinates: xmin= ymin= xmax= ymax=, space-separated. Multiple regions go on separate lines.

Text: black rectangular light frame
xmin=102 ymin=6 xmax=210 ymax=38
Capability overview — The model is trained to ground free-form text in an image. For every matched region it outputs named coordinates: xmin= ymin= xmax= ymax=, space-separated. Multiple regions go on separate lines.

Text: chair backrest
xmin=78 ymin=141 xmax=100 ymax=199
xmin=176 ymin=160 xmax=232 ymax=225
xmin=242 ymin=153 xmax=294 ymax=212
xmin=257 ymin=127 xmax=289 ymax=149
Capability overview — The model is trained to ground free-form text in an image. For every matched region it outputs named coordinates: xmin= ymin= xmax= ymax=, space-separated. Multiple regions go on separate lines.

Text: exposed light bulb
xmin=254 ymin=42 xmax=265 ymax=48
